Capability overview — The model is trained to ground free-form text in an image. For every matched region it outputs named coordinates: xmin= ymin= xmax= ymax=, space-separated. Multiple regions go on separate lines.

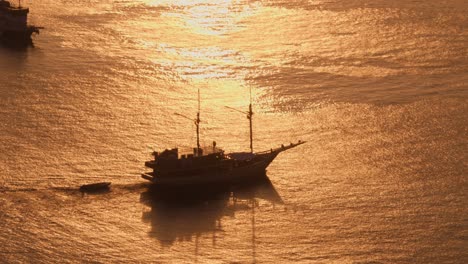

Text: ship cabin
xmin=145 ymin=143 xmax=232 ymax=176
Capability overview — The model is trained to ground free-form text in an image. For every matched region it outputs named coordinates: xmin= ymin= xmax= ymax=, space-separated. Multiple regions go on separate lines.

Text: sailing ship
xmin=0 ymin=0 xmax=41 ymax=45
xmin=142 ymin=89 xmax=305 ymax=186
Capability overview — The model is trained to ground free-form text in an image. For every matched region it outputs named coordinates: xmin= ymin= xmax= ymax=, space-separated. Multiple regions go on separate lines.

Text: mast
xmin=174 ymin=88 xmax=202 ymax=156
xmin=248 ymin=87 xmax=253 ymax=153
xmin=196 ymin=88 xmax=201 ymax=155
xmin=225 ymin=87 xmax=254 ymax=153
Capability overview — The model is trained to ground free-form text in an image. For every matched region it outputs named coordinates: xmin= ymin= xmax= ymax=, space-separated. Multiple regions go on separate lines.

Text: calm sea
xmin=0 ymin=0 xmax=466 ymax=263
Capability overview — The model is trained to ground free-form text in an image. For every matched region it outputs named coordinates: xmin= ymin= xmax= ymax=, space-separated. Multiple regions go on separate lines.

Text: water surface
xmin=0 ymin=0 xmax=466 ymax=263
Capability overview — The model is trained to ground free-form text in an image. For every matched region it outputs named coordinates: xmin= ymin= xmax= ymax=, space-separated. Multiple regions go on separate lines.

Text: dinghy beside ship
xmin=80 ymin=182 xmax=111 ymax=193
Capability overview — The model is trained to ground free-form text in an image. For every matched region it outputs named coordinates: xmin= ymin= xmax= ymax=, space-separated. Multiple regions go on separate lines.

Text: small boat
xmin=142 ymin=88 xmax=305 ymax=186
xmin=79 ymin=182 xmax=111 ymax=192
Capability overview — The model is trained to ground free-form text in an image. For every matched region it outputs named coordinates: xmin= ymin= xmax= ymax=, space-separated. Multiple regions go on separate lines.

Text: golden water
xmin=0 ymin=0 xmax=466 ymax=263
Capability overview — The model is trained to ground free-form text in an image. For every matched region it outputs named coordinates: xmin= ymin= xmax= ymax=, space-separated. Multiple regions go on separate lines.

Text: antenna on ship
xmin=225 ymin=87 xmax=254 ymax=153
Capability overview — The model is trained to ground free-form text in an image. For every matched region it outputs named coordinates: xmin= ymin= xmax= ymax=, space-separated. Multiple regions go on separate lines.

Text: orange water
xmin=0 ymin=1 xmax=466 ymax=263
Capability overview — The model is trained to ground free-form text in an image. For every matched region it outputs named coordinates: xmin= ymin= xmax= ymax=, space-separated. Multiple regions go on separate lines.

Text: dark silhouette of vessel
xmin=0 ymin=0 xmax=41 ymax=45
xmin=79 ymin=182 xmax=111 ymax=193
xmin=142 ymin=89 xmax=305 ymax=186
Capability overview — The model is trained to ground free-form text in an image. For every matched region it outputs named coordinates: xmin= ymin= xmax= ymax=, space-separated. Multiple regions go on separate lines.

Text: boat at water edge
xmin=0 ymin=0 xmax=41 ymax=45
xmin=80 ymin=182 xmax=111 ymax=193
xmin=142 ymin=89 xmax=306 ymax=186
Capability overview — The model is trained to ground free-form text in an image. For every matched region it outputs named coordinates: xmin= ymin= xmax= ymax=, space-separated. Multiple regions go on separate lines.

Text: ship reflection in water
xmin=140 ymin=175 xmax=282 ymax=252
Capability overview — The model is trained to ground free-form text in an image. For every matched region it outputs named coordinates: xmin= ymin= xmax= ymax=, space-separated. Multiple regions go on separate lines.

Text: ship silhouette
xmin=142 ymin=88 xmax=305 ymax=186
xmin=0 ymin=0 xmax=41 ymax=46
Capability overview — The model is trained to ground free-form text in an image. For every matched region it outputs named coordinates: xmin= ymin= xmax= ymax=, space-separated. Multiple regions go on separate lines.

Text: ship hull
xmin=0 ymin=28 xmax=37 ymax=46
xmin=142 ymin=152 xmax=278 ymax=186
xmin=142 ymin=141 xmax=305 ymax=187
